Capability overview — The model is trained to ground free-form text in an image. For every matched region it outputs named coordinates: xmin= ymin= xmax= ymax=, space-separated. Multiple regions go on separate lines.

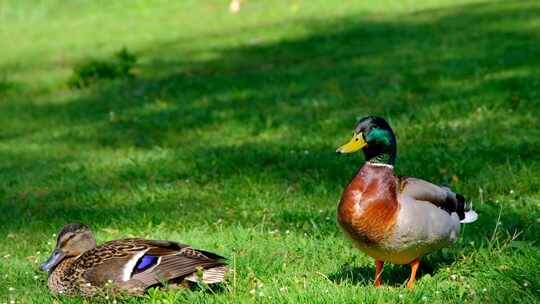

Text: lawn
xmin=1 ymin=0 xmax=539 ymax=303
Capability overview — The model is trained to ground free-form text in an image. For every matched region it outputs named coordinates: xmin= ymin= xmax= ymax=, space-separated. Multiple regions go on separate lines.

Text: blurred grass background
xmin=1 ymin=0 xmax=539 ymax=303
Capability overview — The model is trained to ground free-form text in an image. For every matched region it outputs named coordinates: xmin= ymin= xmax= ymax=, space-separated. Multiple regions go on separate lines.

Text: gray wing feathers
xmin=401 ymin=178 xmax=458 ymax=207
xmin=401 ymin=177 xmax=468 ymax=220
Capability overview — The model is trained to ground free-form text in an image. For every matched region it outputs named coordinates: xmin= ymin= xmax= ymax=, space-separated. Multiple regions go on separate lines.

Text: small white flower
xmin=10 ymin=301 xmax=15 ymax=304
xmin=33 ymin=275 xmax=39 ymax=280
xmin=325 ymin=216 xmax=331 ymax=220
xmin=450 ymin=274 xmax=457 ymax=280
xmin=422 ymin=296 xmax=427 ymax=301
xmin=524 ymin=282 xmax=529 ymax=288
xmin=8 ymin=287 xmax=14 ymax=291
xmin=52 ymin=233 xmax=57 ymax=237
xmin=258 ymin=292 xmax=264 ymax=297
xmin=279 ymin=287 xmax=287 ymax=292
xmin=36 ymin=251 xmax=40 ymax=255
xmin=249 ymin=289 xmax=256 ymax=294
xmin=303 ymin=150 xmax=310 ymax=155
xmin=399 ymin=294 xmax=403 ymax=298
xmin=3 ymin=254 xmax=10 ymax=258
xmin=85 ymin=283 xmax=92 ymax=287
xmin=482 ymin=288 xmax=487 ymax=292
xmin=113 ymin=300 xmax=117 ymax=304
xmin=107 ymin=279 xmax=113 ymax=284
xmin=435 ymin=291 xmax=440 ymax=294
xmin=47 ymin=241 xmax=52 ymax=245
xmin=510 ymin=189 xmax=515 ymax=194
xmin=285 ymin=230 xmax=290 ymax=234
xmin=105 ymin=296 xmax=109 ymax=300
xmin=257 ymin=282 xmax=264 ymax=288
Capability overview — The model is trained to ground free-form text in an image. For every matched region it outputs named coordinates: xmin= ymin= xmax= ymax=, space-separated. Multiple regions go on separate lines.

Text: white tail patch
xmin=460 ymin=210 xmax=478 ymax=224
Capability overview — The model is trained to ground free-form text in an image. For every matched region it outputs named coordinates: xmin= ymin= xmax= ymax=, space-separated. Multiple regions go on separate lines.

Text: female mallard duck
xmin=336 ymin=116 xmax=477 ymax=289
xmin=40 ymin=223 xmax=227 ymax=296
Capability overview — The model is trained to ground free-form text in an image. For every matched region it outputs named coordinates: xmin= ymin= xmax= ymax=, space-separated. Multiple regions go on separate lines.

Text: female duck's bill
xmin=40 ymin=249 xmax=65 ymax=272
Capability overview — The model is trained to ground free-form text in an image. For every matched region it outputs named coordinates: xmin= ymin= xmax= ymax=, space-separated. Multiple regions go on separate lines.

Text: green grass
xmin=1 ymin=0 xmax=540 ymax=303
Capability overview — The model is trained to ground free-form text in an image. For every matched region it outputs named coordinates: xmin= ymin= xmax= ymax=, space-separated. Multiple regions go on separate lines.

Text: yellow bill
xmin=336 ymin=132 xmax=367 ymax=153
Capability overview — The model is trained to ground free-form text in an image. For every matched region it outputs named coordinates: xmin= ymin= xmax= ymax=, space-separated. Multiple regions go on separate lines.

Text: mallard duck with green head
xmin=40 ymin=223 xmax=227 ymax=296
xmin=336 ymin=116 xmax=477 ymax=289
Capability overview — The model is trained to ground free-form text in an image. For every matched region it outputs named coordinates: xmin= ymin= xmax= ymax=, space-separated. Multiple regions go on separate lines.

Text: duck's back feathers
xmin=62 ymin=239 xmax=226 ymax=295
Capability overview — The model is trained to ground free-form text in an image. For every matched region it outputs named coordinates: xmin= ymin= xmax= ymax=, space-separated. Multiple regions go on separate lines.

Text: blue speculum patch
xmin=135 ymin=255 xmax=158 ymax=271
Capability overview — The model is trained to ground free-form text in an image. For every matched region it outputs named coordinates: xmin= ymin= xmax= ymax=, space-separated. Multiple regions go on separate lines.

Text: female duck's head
xmin=40 ymin=223 xmax=97 ymax=273
xmin=336 ymin=116 xmax=397 ymax=165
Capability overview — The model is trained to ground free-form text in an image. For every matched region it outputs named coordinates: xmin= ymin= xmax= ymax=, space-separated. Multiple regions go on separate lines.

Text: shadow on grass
xmin=329 ymin=264 xmax=412 ymax=287
xmin=328 ymin=251 xmax=459 ymax=287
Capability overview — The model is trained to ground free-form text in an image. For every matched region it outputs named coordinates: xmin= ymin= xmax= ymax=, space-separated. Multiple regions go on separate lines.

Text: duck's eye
xmin=355 ymin=138 xmax=359 ymax=141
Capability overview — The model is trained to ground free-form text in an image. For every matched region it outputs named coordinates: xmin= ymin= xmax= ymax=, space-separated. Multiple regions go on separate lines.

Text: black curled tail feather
xmin=455 ymin=193 xmax=466 ymax=220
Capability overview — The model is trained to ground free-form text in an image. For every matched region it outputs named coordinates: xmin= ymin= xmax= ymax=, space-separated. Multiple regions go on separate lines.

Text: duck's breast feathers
xmin=338 ymin=164 xmax=400 ymax=245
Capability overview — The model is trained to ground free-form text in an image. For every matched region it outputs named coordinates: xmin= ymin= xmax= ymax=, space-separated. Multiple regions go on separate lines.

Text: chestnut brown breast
xmin=337 ymin=164 xmax=399 ymax=245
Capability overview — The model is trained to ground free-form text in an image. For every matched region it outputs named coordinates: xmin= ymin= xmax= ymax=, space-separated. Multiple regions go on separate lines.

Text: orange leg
xmin=406 ymin=258 xmax=420 ymax=289
xmin=374 ymin=260 xmax=384 ymax=287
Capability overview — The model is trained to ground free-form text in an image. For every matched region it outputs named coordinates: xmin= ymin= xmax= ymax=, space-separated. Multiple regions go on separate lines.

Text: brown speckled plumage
xmin=43 ymin=225 xmax=227 ymax=297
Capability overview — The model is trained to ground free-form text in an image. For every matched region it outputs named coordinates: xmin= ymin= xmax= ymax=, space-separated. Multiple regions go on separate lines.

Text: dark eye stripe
xmin=59 ymin=234 xmax=76 ymax=247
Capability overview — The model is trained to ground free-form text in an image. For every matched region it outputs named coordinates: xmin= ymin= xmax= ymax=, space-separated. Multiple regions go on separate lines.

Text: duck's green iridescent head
xmin=336 ymin=116 xmax=397 ymax=165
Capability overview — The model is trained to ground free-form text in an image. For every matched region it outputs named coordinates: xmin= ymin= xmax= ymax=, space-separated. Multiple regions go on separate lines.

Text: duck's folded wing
xmin=128 ymin=242 xmax=227 ymax=287
xmin=77 ymin=239 xmax=225 ymax=294
xmin=79 ymin=239 xmax=152 ymax=285
xmin=400 ymin=177 xmax=465 ymax=220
